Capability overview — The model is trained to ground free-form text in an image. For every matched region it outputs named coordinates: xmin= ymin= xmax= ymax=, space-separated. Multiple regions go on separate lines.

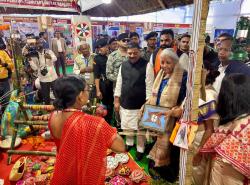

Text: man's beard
xmin=160 ymin=44 xmax=172 ymax=49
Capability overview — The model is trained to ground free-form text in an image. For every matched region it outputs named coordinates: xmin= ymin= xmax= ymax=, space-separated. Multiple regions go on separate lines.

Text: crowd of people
xmin=0 ymin=27 xmax=250 ymax=185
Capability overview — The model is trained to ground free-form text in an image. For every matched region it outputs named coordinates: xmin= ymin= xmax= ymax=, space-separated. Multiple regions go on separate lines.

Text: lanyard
xmin=82 ymin=56 xmax=88 ymax=67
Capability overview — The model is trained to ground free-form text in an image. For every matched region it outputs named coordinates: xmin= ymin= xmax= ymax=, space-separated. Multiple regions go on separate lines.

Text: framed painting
xmin=140 ymin=105 xmax=170 ymax=133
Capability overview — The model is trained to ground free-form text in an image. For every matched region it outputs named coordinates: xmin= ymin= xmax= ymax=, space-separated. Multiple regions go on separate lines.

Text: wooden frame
xmin=7 ymin=103 xmax=56 ymax=165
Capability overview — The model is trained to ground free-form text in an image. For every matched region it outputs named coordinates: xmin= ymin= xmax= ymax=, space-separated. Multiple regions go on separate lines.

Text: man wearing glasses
xmin=106 ymin=33 xmax=129 ymax=90
xmin=145 ymin=29 xmax=175 ymax=99
xmin=141 ymin=31 xmax=158 ymax=62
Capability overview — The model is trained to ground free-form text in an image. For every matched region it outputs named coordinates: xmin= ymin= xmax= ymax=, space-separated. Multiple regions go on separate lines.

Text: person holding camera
xmin=22 ymin=35 xmax=39 ymax=82
xmin=28 ymin=38 xmax=58 ymax=105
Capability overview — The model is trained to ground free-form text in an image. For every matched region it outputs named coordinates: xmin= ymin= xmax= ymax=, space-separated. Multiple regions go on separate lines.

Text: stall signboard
xmin=163 ymin=23 xmax=192 ymax=28
xmin=3 ymin=16 xmax=37 ymax=23
xmin=3 ymin=16 xmax=39 ymax=38
xmin=52 ymin=18 xmax=72 ymax=25
xmin=108 ymin=26 xmax=119 ymax=37
xmin=214 ymin=29 xmax=234 ymax=39
xmin=0 ymin=0 xmax=77 ymax=12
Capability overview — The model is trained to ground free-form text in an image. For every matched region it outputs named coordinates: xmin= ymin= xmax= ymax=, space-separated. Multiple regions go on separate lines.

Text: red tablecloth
xmin=0 ymin=141 xmax=55 ymax=185
xmin=0 ymin=142 xmax=149 ymax=185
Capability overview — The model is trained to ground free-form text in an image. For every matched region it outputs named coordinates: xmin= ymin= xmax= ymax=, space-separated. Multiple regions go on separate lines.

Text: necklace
xmin=63 ymin=108 xmax=82 ymax=112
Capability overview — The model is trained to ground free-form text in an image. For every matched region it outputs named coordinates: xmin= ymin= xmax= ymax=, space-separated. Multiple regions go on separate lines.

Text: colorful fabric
xmin=198 ymin=100 xmax=217 ymax=123
xmin=1 ymin=94 xmax=32 ymax=137
xmin=50 ymin=112 xmax=117 ymax=185
xmin=209 ymin=158 xmax=246 ymax=185
xmin=1 ymin=101 xmax=19 ymax=137
xmin=200 ymin=115 xmax=250 ymax=179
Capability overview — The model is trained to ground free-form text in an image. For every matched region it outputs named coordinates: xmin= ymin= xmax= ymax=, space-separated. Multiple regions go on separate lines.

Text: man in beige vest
xmin=73 ymin=43 xmax=95 ymax=85
xmin=51 ymin=31 xmax=67 ymax=76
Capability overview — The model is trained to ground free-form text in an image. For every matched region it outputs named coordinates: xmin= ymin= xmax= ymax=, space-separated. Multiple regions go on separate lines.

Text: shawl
xmin=148 ymin=63 xmax=184 ymax=108
xmin=200 ymin=115 xmax=250 ymax=178
xmin=51 ymin=112 xmax=117 ymax=185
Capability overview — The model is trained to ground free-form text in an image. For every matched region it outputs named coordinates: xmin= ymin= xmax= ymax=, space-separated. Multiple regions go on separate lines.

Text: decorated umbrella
xmin=75 ymin=22 xmax=91 ymax=38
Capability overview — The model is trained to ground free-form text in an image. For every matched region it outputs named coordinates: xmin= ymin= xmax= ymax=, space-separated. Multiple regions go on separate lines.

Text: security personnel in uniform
xmin=94 ymin=38 xmax=114 ymax=124
xmin=141 ymin=31 xmax=158 ymax=62
xmin=109 ymin=37 xmax=118 ymax=53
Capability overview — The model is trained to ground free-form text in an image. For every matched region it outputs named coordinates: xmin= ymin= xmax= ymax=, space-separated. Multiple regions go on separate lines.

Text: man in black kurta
xmin=114 ymin=43 xmax=147 ymax=160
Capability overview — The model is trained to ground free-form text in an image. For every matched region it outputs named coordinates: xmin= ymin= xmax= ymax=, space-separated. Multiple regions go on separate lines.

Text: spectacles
xmin=122 ymin=39 xmax=130 ymax=42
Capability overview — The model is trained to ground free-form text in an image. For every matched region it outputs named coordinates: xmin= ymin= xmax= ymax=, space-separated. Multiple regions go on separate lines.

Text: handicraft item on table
xmin=0 ymin=136 xmax=22 ymax=149
xmin=24 ymin=177 xmax=36 ymax=185
xmin=140 ymin=105 xmax=170 ymax=133
xmin=9 ymin=157 xmax=27 ymax=181
xmin=107 ymin=156 xmax=119 ymax=170
xmin=115 ymin=153 xmax=129 ymax=164
xmin=105 ymin=168 xmax=115 ymax=178
xmin=129 ymin=169 xmax=145 ymax=183
xmin=118 ymin=165 xmax=131 ymax=176
xmin=109 ymin=175 xmax=127 ymax=185
xmin=34 ymin=174 xmax=48 ymax=185
xmin=9 ymin=156 xmax=55 ymax=184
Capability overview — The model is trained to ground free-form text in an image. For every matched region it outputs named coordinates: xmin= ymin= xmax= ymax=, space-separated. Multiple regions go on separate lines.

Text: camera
xmin=26 ymin=46 xmax=39 ymax=58
xmin=40 ymin=67 xmax=48 ymax=76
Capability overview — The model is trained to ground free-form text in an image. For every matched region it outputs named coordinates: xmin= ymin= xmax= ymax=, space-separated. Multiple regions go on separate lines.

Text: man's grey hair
xmin=77 ymin=42 xmax=90 ymax=51
xmin=160 ymin=48 xmax=179 ymax=64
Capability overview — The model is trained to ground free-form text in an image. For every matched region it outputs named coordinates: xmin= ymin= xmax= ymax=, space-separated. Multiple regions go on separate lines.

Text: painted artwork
xmin=140 ymin=105 xmax=170 ymax=133
xmin=173 ymin=122 xmax=188 ymax=149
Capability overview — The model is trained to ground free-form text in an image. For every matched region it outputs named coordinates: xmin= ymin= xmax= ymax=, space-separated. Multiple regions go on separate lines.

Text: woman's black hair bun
xmin=53 ymin=98 xmax=65 ymax=110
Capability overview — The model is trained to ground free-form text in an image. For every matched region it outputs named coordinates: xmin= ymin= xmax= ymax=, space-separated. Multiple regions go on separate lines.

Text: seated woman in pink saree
xmin=48 ymin=75 xmax=125 ymax=185
xmin=200 ymin=74 xmax=250 ymax=185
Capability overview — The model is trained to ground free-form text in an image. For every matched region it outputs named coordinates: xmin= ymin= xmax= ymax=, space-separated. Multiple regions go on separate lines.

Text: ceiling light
xmin=102 ymin=0 xmax=112 ymax=4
